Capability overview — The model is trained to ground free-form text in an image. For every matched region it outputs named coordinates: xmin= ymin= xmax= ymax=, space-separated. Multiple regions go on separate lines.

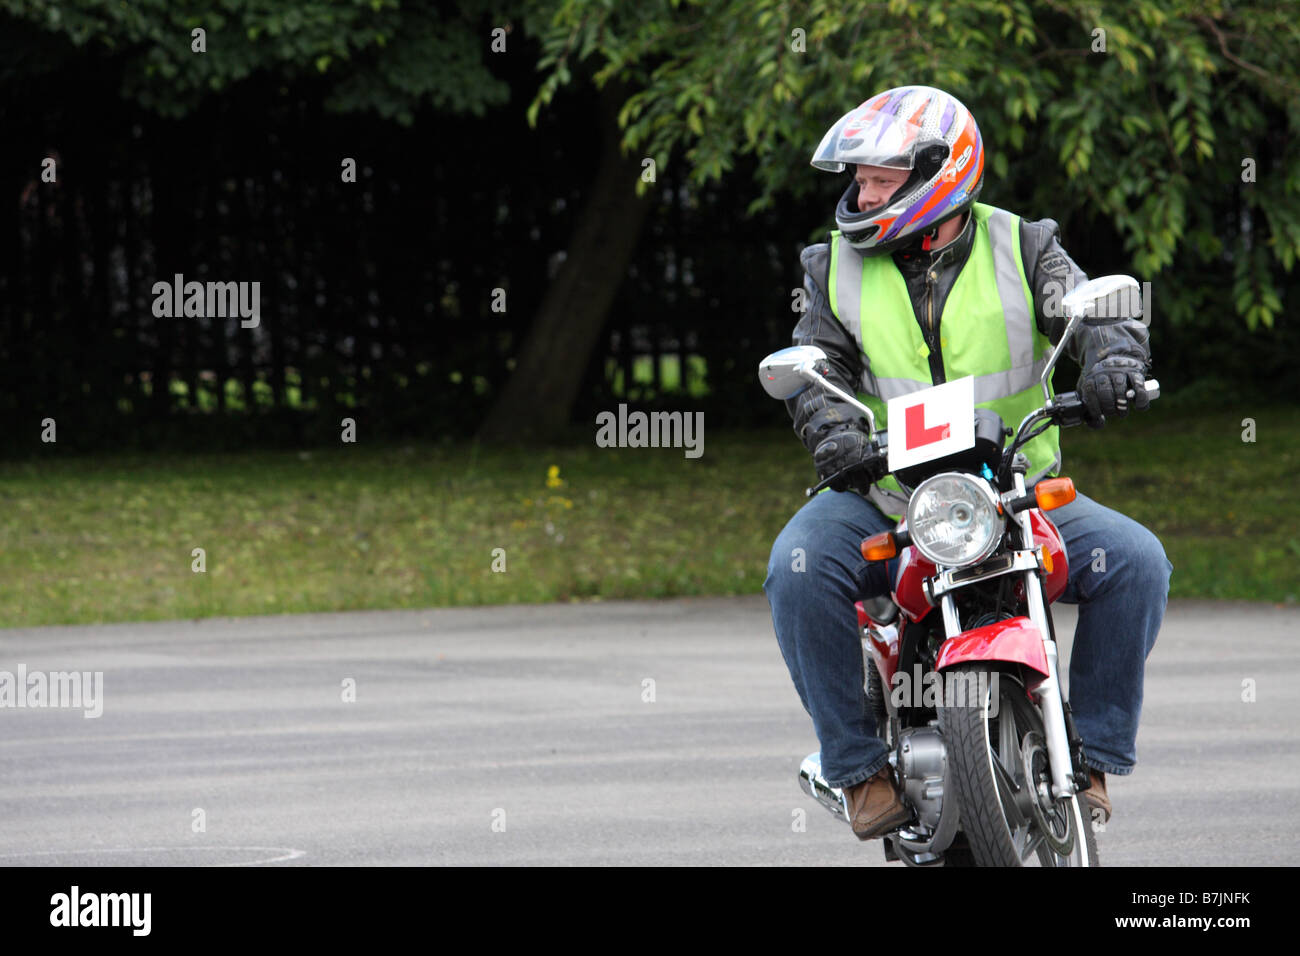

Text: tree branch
xmin=1194 ymin=13 xmax=1300 ymax=96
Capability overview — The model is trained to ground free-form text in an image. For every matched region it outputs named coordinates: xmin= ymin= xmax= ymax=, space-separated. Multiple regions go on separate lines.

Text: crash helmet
xmin=811 ymin=85 xmax=984 ymax=255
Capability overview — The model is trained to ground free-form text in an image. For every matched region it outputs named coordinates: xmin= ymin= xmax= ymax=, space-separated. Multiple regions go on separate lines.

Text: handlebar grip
xmin=1125 ymin=378 xmax=1159 ymax=401
xmin=805 ymin=440 xmax=889 ymax=497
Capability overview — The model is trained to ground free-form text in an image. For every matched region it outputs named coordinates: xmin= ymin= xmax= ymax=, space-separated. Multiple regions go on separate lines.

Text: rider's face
xmin=854 ymin=164 xmax=910 ymax=212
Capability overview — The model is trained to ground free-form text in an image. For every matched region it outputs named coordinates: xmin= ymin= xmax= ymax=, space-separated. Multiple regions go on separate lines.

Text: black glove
xmin=812 ymin=425 xmax=886 ymax=493
xmin=1078 ymin=356 xmax=1150 ymax=427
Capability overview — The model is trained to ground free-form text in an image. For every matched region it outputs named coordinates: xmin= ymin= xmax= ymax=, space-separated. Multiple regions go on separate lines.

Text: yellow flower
xmin=546 ymin=465 xmax=566 ymax=489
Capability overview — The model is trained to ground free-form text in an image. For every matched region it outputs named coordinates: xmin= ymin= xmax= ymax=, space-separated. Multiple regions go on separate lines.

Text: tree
xmin=0 ymin=0 xmax=514 ymax=121
xmin=475 ymin=80 xmax=653 ymax=442
xmin=520 ymin=0 xmax=1300 ymax=337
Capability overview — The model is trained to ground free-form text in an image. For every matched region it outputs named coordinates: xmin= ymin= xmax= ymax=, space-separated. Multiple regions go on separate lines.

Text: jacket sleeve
xmin=785 ymin=242 xmax=870 ymax=454
xmin=1019 ymin=217 xmax=1151 ymax=374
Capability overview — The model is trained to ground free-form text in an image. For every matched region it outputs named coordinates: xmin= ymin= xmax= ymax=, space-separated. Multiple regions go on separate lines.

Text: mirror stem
xmin=798 ymin=363 xmax=877 ymax=436
xmin=1039 ymin=312 xmax=1083 ymax=405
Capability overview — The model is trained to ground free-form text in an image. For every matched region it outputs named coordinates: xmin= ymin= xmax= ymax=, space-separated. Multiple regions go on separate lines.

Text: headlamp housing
xmin=905 ymin=472 xmax=1005 ymax=568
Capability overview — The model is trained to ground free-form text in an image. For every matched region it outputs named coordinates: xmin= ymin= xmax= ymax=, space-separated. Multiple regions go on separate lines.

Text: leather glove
xmin=1078 ymin=356 xmax=1149 ymax=427
xmin=812 ymin=425 xmax=886 ymax=493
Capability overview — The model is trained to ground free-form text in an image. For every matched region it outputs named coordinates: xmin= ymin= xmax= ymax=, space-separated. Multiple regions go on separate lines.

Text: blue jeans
xmin=763 ymin=489 xmax=1172 ymax=790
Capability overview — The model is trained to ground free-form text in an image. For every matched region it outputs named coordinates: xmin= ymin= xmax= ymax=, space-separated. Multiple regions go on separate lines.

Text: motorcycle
xmin=759 ymin=274 xmax=1158 ymax=867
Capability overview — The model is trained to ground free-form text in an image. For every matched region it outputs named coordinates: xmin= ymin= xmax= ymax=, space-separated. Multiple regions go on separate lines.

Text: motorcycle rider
xmin=763 ymin=86 xmax=1173 ymax=841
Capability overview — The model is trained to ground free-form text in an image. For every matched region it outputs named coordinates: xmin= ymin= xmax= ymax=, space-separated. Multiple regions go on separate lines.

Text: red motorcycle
xmin=760 ymin=275 xmax=1157 ymax=866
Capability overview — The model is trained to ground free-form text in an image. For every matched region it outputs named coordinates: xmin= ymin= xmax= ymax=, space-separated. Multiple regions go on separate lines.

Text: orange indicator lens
xmin=861 ymin=532 xmax=898 ymax=562
xmin=1034 ymin=477 xmax=1076 ymax=511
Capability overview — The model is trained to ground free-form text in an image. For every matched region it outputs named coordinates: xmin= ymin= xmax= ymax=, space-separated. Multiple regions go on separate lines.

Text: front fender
xmin=935 ymin=616 xmax=1049 ymax=680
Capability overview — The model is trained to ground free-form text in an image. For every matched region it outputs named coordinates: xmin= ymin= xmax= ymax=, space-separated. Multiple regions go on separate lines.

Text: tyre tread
xmin=938 ymin=663 xmax=1099 ymax=867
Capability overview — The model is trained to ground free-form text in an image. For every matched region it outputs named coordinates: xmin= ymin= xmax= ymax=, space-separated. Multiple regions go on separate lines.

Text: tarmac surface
xmin=1 ymin=596 xmax=1296 ymax=866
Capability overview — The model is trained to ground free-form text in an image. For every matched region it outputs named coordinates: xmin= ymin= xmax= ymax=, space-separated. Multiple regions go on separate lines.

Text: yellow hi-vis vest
xmin=827 ymin=202 xmax=1061 ymax=520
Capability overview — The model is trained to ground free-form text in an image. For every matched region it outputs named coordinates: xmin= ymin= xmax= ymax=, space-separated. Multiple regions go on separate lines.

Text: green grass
xmin=0 ymin=404 xmax=1295 ymax=627
xmin=1055 ymin=402 xmax=1299 ymax=603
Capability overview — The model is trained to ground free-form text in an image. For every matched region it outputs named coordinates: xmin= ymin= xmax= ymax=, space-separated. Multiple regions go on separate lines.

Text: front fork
xmin=937 ymin=471 xmax=1079 ymax=802
xmin=1011 ymin=470 xmax=1076 ymax=800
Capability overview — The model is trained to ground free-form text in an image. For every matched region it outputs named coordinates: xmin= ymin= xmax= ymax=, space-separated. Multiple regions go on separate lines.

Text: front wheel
xmin=937 ymin=664 xmax=1099 ymax=867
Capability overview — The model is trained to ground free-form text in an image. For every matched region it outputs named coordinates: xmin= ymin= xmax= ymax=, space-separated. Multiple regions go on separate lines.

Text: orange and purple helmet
xmin=811 ymin=86 xmax=984 ymax=255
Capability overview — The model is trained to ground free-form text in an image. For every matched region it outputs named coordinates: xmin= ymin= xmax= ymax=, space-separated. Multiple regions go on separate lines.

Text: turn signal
xmin=861 ymin=532 xmax=898 ymax=562
xmin=1039 ymin=545 xmax=1054 ymax=574
xmin=1034 ymin=477 xmax=1076 ymax=511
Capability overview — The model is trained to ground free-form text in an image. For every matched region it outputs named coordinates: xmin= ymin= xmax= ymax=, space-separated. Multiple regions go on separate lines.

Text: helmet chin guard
xmin=814 ymin=86 xmax=985 ymax=256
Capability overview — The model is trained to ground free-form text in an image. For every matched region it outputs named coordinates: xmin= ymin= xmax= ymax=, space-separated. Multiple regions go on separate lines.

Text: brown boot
xmin=1081 ymin=770 xmax=1111 ymax=824
xmin=842 ymin=766 xmax=912 ymax=840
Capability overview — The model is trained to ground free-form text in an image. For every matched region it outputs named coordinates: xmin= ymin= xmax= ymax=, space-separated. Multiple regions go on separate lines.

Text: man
xmin=763 ymin=86 xmax=1172 ymax=843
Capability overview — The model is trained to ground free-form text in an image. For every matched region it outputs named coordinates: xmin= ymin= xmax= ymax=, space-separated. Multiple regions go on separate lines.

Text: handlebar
xmin=1045 ymin=378 xmax=1160 ymax=429
xmin=805 ymin=435 xmax=889 ymax=497
xmin=998 ymin=378 xmax=1160 ymax=484
xmin=803 ymin=379 xmax=1159 ymax=498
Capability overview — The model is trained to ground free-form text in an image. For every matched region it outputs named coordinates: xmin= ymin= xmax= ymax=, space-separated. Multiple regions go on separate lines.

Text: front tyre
xmin=937 ymin=664 xmax=1099 ymax=867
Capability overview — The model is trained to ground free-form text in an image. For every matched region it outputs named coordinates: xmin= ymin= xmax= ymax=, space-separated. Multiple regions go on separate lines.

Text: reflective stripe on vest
xmin=826 ymin=202 xmax=1061 ymax=519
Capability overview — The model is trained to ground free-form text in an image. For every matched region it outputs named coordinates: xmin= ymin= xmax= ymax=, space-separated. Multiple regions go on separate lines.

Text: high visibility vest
xmin=827 ymin=202 xmax=1061 ymax=520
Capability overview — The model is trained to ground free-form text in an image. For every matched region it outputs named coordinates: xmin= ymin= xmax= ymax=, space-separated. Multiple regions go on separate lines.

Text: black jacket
xmin=786 ymin=210 xmax=1152 ymax=452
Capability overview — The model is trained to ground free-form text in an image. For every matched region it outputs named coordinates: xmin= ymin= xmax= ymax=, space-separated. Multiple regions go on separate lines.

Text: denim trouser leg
xmin=1051 ymin=492 xmax=1173 ymax=776
xmin=763 ymin=490 xmax=898 ymax=789
xmin=763 ymin=488 xmax=1171 ymax=788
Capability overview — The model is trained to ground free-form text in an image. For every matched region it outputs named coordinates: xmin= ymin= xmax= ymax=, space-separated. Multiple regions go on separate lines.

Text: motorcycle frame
xmin=862 ymin=477 xmax=1078 ymax=802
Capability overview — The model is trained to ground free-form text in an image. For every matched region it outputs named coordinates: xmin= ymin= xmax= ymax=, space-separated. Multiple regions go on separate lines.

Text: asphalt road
xmin=1 ymin=596 xmax=1296 ymax=866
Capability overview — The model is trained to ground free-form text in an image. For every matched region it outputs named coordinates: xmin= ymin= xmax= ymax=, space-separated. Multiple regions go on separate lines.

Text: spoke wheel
xmin=937 ymin=664 xmax=1098 ymax=867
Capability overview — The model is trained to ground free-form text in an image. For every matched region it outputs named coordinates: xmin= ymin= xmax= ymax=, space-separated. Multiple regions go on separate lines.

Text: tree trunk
xmin=476 ymin=83 xmax=652 ymax=443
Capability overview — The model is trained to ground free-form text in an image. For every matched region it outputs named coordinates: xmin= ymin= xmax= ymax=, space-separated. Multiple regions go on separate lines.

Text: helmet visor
xmin=811 ymin=105 xmax=925 ymax=173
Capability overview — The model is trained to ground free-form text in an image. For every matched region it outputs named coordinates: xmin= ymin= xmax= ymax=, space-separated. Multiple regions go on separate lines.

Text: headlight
xmin=906 ymin=472 xmax=1005 ymax=568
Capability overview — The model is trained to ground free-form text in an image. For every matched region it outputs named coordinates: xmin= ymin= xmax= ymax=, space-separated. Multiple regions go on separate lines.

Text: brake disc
xmin=1019 ymin=731 xmax=1076 ymax=857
